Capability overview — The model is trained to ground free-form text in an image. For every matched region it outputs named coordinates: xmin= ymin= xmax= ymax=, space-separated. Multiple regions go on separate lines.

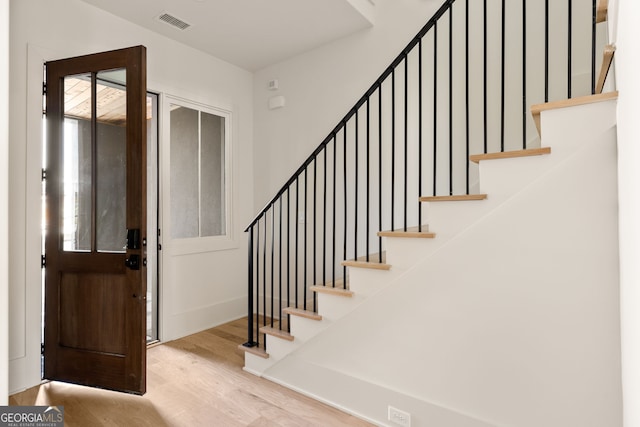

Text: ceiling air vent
xmin=157 ymin=13 xmax=191 ymax=31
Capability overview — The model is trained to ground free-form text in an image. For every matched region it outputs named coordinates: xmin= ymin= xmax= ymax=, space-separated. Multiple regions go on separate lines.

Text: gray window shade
xmin=170 ymin=104 xmax=227 ymax=239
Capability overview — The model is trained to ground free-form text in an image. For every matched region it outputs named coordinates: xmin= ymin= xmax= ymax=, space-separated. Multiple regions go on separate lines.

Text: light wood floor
xmin=10 ymin=318 xmax=372 ymax=426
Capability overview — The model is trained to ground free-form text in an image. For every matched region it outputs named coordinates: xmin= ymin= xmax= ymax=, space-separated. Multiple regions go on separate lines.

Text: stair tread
xmin=310 ymin=285 xmax=354 ymax=297
xmin=420 ymin=194 xmax=487 ymax=202
xmin=238 ymin=344 xmax=269 ymax=359
xmin=596 ymin=44 xmax=616 ymax=94
xmin=378 ymin=225 xmax=435 ymax=238
xmin=531 ymin=92 xmax=618 ymax=135
xmin=342 ymin=259 xmax=392 ymax=270
xmin=470 ymin=148 xmax=550 ymax=163
xmin=596 ymin=0 xmax=608 ymax=23
xmin=283 ymin=307 xmax=322 ymax=320
xmin=259 ymin=326 xmax=294 ymax=341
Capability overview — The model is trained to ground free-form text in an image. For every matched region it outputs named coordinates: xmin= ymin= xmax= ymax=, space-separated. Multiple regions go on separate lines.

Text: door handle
xmin=125 ymin=254 xmax=140 ymax=270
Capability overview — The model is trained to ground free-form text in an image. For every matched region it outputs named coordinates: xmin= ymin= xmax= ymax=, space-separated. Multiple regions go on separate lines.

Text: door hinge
xmin=41 ymin=343 xmax=45 ymax=355
xmin=41 ymin=169 xmax=47 ymax=181
xmin=41 ymin=255 xmax=46 ymax=268
xmin=42 ymin=82 xmax=47 ymax=95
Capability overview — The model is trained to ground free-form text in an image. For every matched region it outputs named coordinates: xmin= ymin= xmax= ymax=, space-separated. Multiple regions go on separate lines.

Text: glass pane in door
xmin=62 ymin=74 xmax=92 ymax=252
xmin=96 ymin=69 xmax=127 ymax=252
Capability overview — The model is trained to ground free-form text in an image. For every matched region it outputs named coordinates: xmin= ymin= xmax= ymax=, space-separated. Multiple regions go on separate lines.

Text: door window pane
xmin=96 ymin=69 xmax=127 ymax=252
xmin=62 ymin=74 xmax=92 ymax=252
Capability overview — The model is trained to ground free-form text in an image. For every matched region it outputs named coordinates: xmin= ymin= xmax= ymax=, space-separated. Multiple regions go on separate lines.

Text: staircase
xmin=240 ymin=0 xmax=621 ymax=426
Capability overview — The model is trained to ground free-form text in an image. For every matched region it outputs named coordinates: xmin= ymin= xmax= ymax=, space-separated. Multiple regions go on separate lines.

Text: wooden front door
xmin=43 ymin=46 xmax=147 ymax=394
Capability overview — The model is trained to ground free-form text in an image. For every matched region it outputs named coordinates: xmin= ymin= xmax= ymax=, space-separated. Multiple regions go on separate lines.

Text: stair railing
xmin=243 ymin=0 xmax=605 ymax=350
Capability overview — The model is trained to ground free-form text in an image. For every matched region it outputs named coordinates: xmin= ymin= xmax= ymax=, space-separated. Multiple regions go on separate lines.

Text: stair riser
xmin=540 ymin=100 xmax=617 ymax=147
xmin=244 ymin=352 xmax=275 ymax=375
xmin=383 ymin=238 xmax=440 ymax=271
xmin=316 ymin=293 xmax=363 ymax=322
xmin=289 ymin=316 xmax=329 ymax=343
xmin=265 ymin=336 xmax=299 ymax=360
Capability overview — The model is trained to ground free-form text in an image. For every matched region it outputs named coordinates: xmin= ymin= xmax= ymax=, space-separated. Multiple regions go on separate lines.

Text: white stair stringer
xmin=248 ymin=97 xmax=620 ymax=427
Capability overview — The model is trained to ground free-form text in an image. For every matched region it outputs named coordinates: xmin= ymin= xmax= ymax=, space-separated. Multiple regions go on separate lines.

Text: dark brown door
xmin=44 ymin=46 xmax=147 ymax=394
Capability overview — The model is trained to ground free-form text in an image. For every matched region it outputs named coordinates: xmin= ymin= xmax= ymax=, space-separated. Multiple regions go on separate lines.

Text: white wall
xmin=9 ymin=0 xmax=254 ymax=393
xmin=252 ymin=0 xmax=445 ymax=209
xmin=612 ymin=0 xmax=640 ymax=425
xmin=1 ymin=0 xmax=10 ymax=406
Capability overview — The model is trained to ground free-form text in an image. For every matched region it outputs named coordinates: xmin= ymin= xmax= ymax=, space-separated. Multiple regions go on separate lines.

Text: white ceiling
xmin=79 ymin=0 xmax=375 ymax=71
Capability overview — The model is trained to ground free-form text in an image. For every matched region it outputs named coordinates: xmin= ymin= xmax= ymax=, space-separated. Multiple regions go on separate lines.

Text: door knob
xmin=125 ymin=254 xmax=140 ymax=270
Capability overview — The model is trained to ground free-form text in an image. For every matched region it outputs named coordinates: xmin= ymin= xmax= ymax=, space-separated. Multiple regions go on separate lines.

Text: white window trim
xmin=161 ymin=93 xmax=235 ymax=255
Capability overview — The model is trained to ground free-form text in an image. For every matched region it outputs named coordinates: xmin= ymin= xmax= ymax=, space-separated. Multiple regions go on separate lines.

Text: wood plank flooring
xmin=9 ymin=318 xmax=372 ymax=427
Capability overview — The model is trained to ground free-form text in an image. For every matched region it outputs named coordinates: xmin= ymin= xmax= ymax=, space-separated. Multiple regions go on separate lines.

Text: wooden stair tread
xmin=531 ymin=92 xmax=618 ymax=135
xmin=341 ymin=259 xmax=392 ymax=270
xmin=283 ymin=307 xmax=322 ymax=321
xmin=259 ymin=326 xmax=294 ymax=341
xmin=420 ymin=194 xmax=487 ymax=202
xmin=470 ymin=148 xmax=550 ymax=163
xmin=378 ymin=225 xmax=435 ymax=238
xmin=238 ymin=344 xmax=269 ymax=359
xmin=596 ymin=0 xmax=608 ymax=23
xmin=310 ymin=285 xmax=354 ymax=297
xmin=596 ymin=44 xmax=616 ymax=94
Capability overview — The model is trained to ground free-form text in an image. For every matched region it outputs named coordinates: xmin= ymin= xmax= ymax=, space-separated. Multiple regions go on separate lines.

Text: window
xmin=167 ymin=96 xmax=230 ymax=245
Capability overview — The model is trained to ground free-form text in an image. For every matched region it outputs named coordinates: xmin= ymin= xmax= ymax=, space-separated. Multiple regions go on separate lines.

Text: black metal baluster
xmin=591 ymin=0 xmax=596 ymax=94
xmin=391 ymin=69 xmax=396 ymax=228
xmin=287 ymin=187 xmax=290 ymax=313
xmin=433 ymin=22 xmax=438 ymax=196
xmin=545 ymin=0 xmax=549 ymax=102
xmin=418 ymin=39 xmax=423 ymax=231
xmin=378 ymin=86 xmax=383 ymax=263
xmin=465 ymin=0 xmax=470 ymax=194
xmin=523 ymin=0 xmax=527 ymax=149
xmin=323 ymin=144 xmax=327 ymax=295
xmin=343 ymin=125 xmax=348 ymax=286
xmin=483 ymin=0 xmax=488 ymax=154
xmin=354 ymin=111 xmax=359 ymax=261
xmin=270 ymin=206 xmax=274 ymax=329
xmin=568 ymin=0 xmax=572 ymax=99
xmin=243 ymin=225 xmax=256 ymax=347
xmin=279 ymin=198 xmax=284 ymax=331
xmin=501 ymin=0 xmax=506 ymax=152
xmin=366 ymin=98 xmax=371 ymax=261
xmin=295 ymin=177 xmax=299 ymax=307
xmin=332 ymin=134 xmax=337 ymax=287
xmin=304 ymin=168 xmax=308 ymax=310
xmin=256 ymin=221 xmax=260 ymax=347
xmin=404 ymin=55 xmax=409 ymax=230
xmin=262 ymin=216 xmax=267 ymax=345
xmin=313 ymin=156 xmax=317 ymax=311
xmin=449 ymin=7 xmax=454 ymax=195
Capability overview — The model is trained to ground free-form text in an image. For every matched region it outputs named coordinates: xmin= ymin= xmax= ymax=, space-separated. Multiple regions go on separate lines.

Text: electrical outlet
xmin=388 ymin=406 xmax=411 ymax=427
